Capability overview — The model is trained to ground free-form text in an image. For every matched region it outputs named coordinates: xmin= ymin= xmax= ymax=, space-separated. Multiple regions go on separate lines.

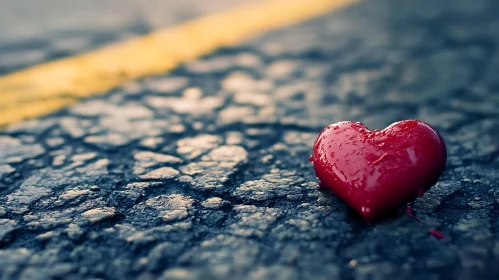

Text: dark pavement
xmin=1 ymin=0 xmax=499 ymax=279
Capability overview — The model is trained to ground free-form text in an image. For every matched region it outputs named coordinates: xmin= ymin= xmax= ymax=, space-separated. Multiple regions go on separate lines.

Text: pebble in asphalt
xmin=1 ymin=0 xmax=499 ymax=279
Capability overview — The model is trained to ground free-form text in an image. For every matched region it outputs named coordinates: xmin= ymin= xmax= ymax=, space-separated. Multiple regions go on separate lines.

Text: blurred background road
xmin=1 ymin=0 xmax=499 ymax=279
xmin=0 ymin=0 xmax=251 ymax=74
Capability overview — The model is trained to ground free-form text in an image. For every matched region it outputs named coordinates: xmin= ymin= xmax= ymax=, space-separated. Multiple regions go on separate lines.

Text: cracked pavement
xmin=1 ymin=0 xmax=499 ymax=279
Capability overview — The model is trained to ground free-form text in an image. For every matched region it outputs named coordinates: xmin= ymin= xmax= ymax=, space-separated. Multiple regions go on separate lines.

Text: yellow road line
xmin=0 ymin=0 xmax=359 ymax=127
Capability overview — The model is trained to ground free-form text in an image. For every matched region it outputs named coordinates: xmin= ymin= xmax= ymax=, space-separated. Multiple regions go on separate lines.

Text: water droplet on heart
xmin=309 ymin=155 xmax=313 ymax=162
xmin=361 ymin=206 xmax=371 ymax=213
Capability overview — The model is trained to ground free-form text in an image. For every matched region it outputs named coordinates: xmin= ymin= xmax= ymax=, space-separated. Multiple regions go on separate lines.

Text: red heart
xmin=311 ymin=120 xmax=447 ymax=222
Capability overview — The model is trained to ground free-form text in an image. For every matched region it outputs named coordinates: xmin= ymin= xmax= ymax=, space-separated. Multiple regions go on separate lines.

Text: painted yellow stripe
xmin=0 ymin=0 xmax=359 ymax=127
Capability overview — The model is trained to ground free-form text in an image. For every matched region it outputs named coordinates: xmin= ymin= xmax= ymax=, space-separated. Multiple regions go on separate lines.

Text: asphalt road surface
xmin=0 ymin=0 xmax=251 ymax=75
xmin=1 ymin=0 xmax=499 ymax=279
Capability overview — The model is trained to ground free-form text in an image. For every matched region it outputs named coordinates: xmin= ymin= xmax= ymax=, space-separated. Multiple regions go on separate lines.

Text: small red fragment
xmin=311 ymin=120 xmax=447 ymax=222
xmin=429 ymin=228 xmax=445 ymax=239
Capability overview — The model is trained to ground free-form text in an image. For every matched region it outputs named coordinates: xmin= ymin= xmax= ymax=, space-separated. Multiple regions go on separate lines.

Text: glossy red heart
xmin=311 ymin=120 xmax=446 ymax=222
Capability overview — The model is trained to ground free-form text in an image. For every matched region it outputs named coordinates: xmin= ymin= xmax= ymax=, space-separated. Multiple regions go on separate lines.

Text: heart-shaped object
xmin=311 ymin=120 xmax=446 ymax=222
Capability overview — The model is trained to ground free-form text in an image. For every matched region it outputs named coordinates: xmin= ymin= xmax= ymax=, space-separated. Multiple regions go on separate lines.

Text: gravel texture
xmin=1 ymin=0 xmax=499 ymax=279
